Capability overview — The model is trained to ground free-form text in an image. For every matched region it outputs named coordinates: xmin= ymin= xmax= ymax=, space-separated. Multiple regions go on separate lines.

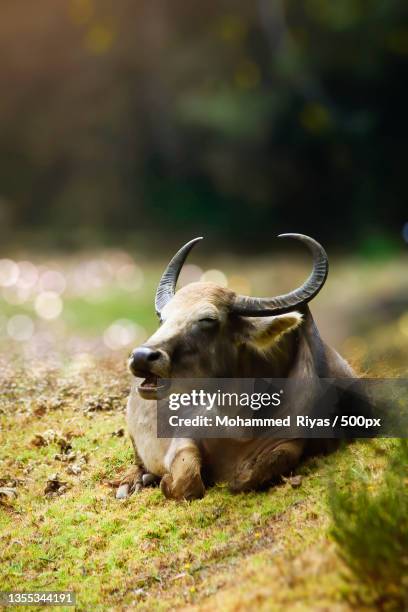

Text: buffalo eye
xmin=198 ymin=317 xmax=219 ymax=329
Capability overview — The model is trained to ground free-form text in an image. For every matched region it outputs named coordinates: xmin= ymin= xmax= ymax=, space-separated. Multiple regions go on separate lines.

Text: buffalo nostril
xmin=130 ymin=346 xmax=162 ymax=370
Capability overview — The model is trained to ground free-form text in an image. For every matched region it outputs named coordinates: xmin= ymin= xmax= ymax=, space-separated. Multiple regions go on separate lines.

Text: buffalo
xmin=114 ymin=234 xmax=355 ymax=500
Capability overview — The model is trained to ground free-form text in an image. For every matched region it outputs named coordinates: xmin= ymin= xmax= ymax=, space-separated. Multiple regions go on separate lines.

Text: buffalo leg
xmin=229 ymin=440 xmax=305 ymax=493
xmin=160 ymin=441 xmax=205 ymax=501
xmin=111 ymin=437 xmax=147 ymax=499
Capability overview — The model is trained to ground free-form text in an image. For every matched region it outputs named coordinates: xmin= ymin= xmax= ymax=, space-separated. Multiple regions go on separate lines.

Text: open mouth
xmin=134 ymin=373 xmax=166 ymax=399
xmin=140 ymin=374 xmax=158 ymax=391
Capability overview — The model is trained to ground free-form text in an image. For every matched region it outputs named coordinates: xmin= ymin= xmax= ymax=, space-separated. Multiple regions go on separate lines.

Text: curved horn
xmin=155 ymin=237 xmax=203 ymax=316
xmin=231 ymin=234 xmax=328 ymax=317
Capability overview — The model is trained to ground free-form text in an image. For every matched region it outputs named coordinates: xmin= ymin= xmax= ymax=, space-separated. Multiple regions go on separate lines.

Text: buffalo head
xmin=129 ymin=234 xmax=328 ymax=399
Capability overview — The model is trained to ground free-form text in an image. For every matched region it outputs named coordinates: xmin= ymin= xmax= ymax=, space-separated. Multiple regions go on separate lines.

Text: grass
xmin=0 ymin=359 xmax=399 ymax=610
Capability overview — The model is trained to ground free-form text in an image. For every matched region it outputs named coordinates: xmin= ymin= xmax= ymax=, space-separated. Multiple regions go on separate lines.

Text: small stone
xmin=116 ymin=484 xmax=129 ymax=499
xmin=0 ymin=487 xmax=18 ymax=502
xmin=67 ymin=464 xmax=81 ymax=475
xmin=288 ymin=475 xmax=302 ymax=488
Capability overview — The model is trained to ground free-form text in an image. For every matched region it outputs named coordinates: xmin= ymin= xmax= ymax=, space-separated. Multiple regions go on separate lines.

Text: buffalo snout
xmin=129 ymin=346 xmax=160 ymax=370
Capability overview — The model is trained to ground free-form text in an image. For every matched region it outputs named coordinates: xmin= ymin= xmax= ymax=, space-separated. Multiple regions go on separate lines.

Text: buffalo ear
xmin=246 ymin=312 xmax=302 ymax=349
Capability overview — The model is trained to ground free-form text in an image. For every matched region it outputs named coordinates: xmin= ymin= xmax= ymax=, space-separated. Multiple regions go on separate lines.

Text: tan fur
xmin=228 ymin=440 xmax=305 ymax=492
xmin=160 ymin=446 xmax=205 ymax=500
xmin=162 ymin=282 xmax=234 ymax=317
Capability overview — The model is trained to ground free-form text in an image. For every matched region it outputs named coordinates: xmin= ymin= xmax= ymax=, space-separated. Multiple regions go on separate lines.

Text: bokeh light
xmin=0 ymin=259 xmax=19 ymax=287
xmin=103 ymin=319 xmax=145 ymax=351
xmin=2 ymin=286 xmax=31 ymax=305
xmin=179 ymin=264 xmax=203 ymax=287
xmin=35 ymin=291 xmax=63 ymax=320
xmin=0 ymin=248 xmax=405 ymax=374
xmin=7 ymin=314 xmax=34 ymax=342
xmin=200 ymin=269 xmax=228 ymax=287
xmin=116 ymin=263 xmax=144 ymax=291
xmin=17 ymin=261 xmax=38 ymax=289
xmin=228 ymin=274 xmax=251 ymax=295
xmin=68 ymin=259 xmax=112 ymax=301
xmin=39 ymin=270 xmax=66 ymax=295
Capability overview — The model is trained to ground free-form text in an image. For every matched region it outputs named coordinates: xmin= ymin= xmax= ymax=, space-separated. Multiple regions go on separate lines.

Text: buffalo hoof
xmin=114 ymin=470 xmax=160 ymax=499
xmin=142 ymin=473 xmax=159 ymax=487
xmin=110 ymin=465 xmax=144 ymax=499
xmin=160 ymin=472 xmax=205 ymax=501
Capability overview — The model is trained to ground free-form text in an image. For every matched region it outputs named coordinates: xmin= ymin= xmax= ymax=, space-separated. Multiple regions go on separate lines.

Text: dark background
xmin=0 ymin=0 xmax=407 ymax=253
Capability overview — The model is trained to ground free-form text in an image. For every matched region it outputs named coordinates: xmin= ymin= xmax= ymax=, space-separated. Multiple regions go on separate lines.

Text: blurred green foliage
xmin=329 ymin=440 xmax=408 ymax=609
xmin=0 ymin=0 xmax=407 ymax=251
xmin=63 ymin=293 xmax=155 ymax=333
